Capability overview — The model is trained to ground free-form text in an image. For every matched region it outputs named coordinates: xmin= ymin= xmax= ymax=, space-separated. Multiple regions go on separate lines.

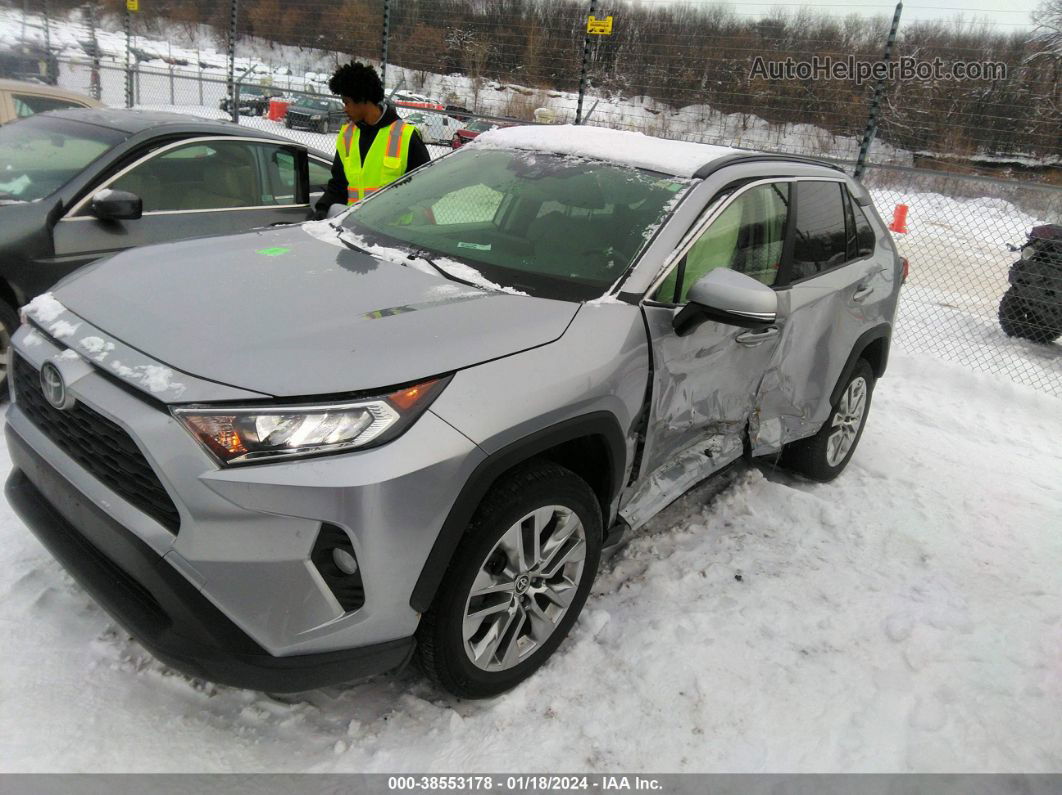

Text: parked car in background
xmin=391 ymin=90 xmax=444 ymax=112
xmin=218 ymin=83 xmax=283 ymax=117
xmin=398 ymin=110 xmax=464 ymax=145
xmin=285 ymin=94 xmax=346 ymax=133
xmin=0 ymin=108 xmax=334 ymax=392
xmin=999 ymin=224 xmax=1062 ymax=344
xmin=0 ymin=79 xmax=101 ymax=125
xmin=451 ymin=117 xmax=509 ymax=149
xmin=0 ymin=46 xmax=58 ymax=86
xmin=5 ymin=125 xmax=903 ymax=699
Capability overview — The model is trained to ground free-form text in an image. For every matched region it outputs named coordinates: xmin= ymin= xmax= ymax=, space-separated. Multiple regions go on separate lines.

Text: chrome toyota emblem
xmin=40 ymin=362 xmax=75 ymax=411
xmin=514 ymin=574 xmax=531 ymax=594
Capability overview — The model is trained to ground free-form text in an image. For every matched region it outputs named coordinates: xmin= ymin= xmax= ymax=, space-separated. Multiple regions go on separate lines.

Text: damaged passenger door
xmin=621 ymin=181 xmax=790 ymax=529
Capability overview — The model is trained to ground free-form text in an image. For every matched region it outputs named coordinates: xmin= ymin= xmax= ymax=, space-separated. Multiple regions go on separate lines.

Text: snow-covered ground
xmin=1 ymin=350 xmax=1060 ymax=772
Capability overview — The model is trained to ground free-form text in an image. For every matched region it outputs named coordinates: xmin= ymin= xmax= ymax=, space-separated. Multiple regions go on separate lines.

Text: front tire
xmin=416 ymin=461 xmax=602 ymax=698
xmin=780 ymin=359 xmax=875 ymax=482
xmin=0 ymin=299 xmax=18 ymax=400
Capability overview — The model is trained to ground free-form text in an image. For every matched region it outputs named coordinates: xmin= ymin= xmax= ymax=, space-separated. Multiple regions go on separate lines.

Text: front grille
xmin=13 ymin=355 xmax=181 ymax=534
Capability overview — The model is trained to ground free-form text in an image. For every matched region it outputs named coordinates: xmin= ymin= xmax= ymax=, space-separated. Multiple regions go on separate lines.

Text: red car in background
xmin=451 ymin=118 xmax=513 ymax=149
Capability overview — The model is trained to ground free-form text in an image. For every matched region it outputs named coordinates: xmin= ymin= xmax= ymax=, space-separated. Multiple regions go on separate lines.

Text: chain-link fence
xmin=862 ymin=165 xmax=1062 ymax=396
xmin=3 ymin=1 xmax=1060 ymax=397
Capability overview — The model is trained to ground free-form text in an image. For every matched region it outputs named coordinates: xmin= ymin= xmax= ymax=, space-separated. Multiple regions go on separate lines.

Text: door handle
xmin=735 ymin=326 xmax=780 ymax=346
xmin=852 ymin=284 xmax=874 ymax=303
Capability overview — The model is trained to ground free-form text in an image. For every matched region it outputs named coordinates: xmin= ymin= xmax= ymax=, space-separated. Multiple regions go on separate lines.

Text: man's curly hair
xmin=328 ymin=61 xmax=384 ymax=104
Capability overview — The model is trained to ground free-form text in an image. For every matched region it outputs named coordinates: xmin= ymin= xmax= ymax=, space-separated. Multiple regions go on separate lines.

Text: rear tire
xmin=999 ymin=290 xmax=1060 ymax=344
xmin=416 ymin=461 xmax=602 ymax=698
xmin=780 ymin=359 xmax=875 ymax=482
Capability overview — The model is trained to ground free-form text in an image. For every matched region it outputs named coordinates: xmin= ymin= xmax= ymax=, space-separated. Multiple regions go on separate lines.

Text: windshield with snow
xmin=342 ymin=148 xmax=690 ymax=301
xmin=0 ymin=116 xmax=123 ymax=203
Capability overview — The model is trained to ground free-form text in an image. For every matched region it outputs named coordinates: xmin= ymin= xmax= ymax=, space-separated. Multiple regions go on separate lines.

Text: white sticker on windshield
xmin=457 ymin=242 xmax=492 ymax=251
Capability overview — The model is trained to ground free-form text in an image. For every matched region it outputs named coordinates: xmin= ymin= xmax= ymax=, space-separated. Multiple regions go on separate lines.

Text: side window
xmin=263 ymin=148 xmax=298 ymax=204
xmin=308 ymin=158 xmax=332 ymax=193
xmin=654 ymin=183 xmax=789 ymax=303
xmin=791 ymin=181 xmax=847 ymax=280
xmin=13 ymin=94 xmax=88 ymax=118
xmin=108 ymin=140 xmax=288 ymax=212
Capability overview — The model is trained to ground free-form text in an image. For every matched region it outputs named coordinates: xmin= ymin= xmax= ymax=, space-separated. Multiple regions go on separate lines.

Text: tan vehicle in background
xmin=0 ymin=79 xmax=101 ymax=125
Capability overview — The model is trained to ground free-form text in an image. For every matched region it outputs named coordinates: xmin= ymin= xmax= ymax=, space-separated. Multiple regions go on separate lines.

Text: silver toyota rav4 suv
xmin=5 ymin=126 xmax=904 ymax=698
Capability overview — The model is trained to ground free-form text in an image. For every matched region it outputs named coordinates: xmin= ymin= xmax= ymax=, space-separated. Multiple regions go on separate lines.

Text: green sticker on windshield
xmin=457 ymin=242 xmax=492 ymax=251
xmin=256 ymin=246 xmax=290 ymax=257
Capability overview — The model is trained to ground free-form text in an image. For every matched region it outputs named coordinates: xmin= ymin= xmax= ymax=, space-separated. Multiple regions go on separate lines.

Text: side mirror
xmin=91 ymin=189 xmax=142 ymax=221
xmin=673 ymin=268 xmax=777 ymax=336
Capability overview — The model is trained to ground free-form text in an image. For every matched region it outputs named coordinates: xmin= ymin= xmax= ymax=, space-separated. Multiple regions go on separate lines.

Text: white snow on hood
xmin=108 ymin=360 xmax=187 ymax=397
xmin=23 ymin=293 xmax=65 ymax=323
xmin=472 ymin=124 xmax=748 ymax=177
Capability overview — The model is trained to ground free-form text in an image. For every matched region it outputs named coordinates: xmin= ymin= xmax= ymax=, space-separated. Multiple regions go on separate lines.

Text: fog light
xmin=333 ymin=547 xmax=359 ymax=575
xmin=311 ymin=524 xmax=365 ymax=612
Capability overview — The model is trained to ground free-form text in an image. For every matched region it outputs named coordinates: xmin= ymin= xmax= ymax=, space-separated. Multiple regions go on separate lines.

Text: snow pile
xmin=474 ymin=125 xmax=746 ymax=177
xmin=0 ymin=351 xmax=1060 ymax=772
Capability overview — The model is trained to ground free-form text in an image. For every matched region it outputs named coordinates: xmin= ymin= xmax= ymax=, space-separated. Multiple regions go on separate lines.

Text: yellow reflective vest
xmin=335 ymin=120 xmax=416 ymax=205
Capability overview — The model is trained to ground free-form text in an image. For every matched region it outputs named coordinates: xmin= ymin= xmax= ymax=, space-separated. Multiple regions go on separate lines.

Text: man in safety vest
xmin=313 ymin=61 xmax=431 ymax=218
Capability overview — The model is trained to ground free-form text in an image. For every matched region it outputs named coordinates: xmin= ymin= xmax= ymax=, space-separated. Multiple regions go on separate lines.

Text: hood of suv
xmin=53 ymin=224 xmax=578 ymax=398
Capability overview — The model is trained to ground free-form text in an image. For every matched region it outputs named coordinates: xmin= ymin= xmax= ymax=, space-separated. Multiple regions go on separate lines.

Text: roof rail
xmin=693 ymin=153 xmax=846 ymax=179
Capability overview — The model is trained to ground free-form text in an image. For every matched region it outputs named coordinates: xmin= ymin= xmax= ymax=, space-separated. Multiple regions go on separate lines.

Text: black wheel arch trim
xmin=830 ymin=325 xmax=891 ymax=406
xmin=409 ymin=411 xmax=627 ymax=613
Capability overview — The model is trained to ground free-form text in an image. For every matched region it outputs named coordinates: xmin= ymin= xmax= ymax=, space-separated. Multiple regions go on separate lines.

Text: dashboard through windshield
xmin=342 ymin=148 xmax=691 ymax=301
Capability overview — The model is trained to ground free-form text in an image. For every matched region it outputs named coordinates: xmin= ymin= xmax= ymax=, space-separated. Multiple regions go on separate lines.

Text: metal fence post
xmin=576 ymin=0 xmax=597 ymax=125
xmin=228 ymin=0 xmax=239 ymax=123
xmin=124 ymin=6 xmax=132 ymax=108
xmin=381 ymin=0 xmax=390 ymax=88
xmin=42 ymin=0 xmax=50 ymax=56
xmin=854 ymin=1 xmax=903 ymax=179
xmin=86 ymin=3 xmax=101 ymax=100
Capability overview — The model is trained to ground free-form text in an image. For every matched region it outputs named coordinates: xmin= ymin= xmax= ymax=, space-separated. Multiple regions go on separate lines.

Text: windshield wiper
xmin=405 ymin=250 xmax=478 ymax=288
xmin=333 ymin=225 xmax=373 ymax=256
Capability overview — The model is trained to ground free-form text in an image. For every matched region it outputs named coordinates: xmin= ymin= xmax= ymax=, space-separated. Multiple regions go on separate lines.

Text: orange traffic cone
xmin=888 ymin=204 xmax=909 ymax=234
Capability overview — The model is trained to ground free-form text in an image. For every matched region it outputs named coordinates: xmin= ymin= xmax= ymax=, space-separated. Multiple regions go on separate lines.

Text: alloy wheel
xmin=826 ymin=376 xmax=868 ymax=467
xmin=462 ymin=505 xmax=587 ymax=672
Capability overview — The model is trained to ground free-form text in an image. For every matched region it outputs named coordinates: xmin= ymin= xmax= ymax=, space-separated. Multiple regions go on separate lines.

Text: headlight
xmin=173 ymin=376 xmax=448 ymax=465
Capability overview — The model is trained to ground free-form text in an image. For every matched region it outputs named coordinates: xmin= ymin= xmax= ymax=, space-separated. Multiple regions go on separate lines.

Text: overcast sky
xmin=667 ymin=0 xmax=1043 ymax=30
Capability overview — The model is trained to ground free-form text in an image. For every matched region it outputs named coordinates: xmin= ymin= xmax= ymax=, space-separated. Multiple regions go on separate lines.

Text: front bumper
xmin=6 ymin=317 xmax=485 ymax=676
xmin=5 ymin=426 xmax=414 ymax=692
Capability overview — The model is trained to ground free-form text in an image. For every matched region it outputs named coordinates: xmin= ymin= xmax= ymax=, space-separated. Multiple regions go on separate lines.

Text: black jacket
xmin=314 ymin=103 xmax=431 ymax=216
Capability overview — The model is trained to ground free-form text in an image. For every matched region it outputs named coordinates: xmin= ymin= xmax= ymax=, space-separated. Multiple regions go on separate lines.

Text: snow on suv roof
xmin=472 ymin=124 xmax=755 ymax=178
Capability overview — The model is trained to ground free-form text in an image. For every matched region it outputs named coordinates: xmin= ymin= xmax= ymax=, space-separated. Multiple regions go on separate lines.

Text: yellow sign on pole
xmin=587 ymin=15 xmax=613 ymax=35
xmin=126 ymin=0 xmax=139 ymax=12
